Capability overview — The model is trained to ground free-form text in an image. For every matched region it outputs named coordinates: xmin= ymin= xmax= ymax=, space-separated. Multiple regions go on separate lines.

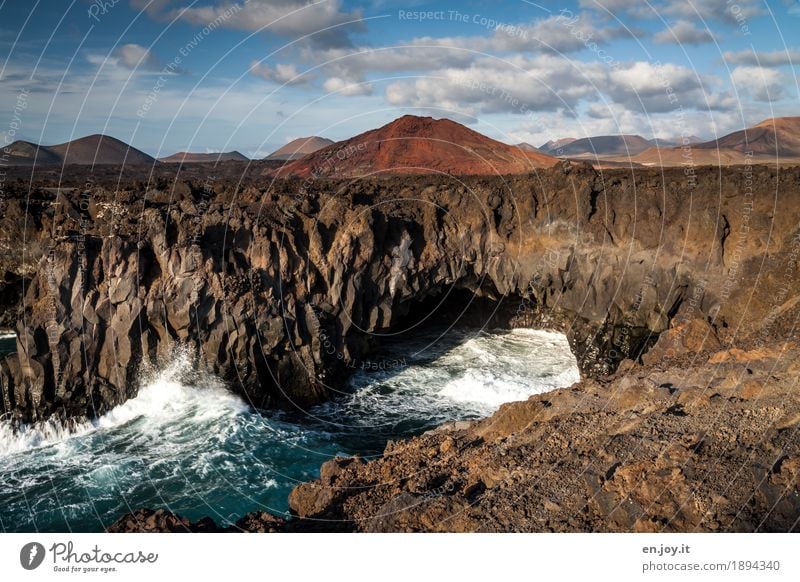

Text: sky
xmin=0 ymin=0 xmax=798 ymax=157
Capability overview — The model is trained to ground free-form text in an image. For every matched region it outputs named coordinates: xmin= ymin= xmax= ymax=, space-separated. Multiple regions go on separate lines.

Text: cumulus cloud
xmin=484 ymin=13 xmax=636 ymax=53
xmin=323 ymin=76 xmax=373 ymax=96
xmin=115 ymin=44 xmax=162 ymax=70
xmin=164 ymin=0 xmax=365 ymax=47
xmin=308 ymin=44 xmax=474 ymax=81
xmin=383 ymin=56 xmax=732 ymax=117
xmin=605 ymin=61 xmax=733 ymax=112
xmin=384 ymin=55 xmax=605 ymax=115
xmin=250 ymin=61 xmax=313 ymax=85
xmin=579 ymin=0 xmax=763 ymax=24
xmin=654 ymin=21 xmax=716 ymax=45
xmin=723 ymin=49 xmax=800 ymax=66
xmin=86 ymin=44 xmax=168 ymax=75
xmin=577 ymin=0 xmax=655 ymax=19
xmin=303 ymin=12 xmax=635 ymax=98
xmin=662 ymin=0 xmax=764 ymax=24
xmin=730 ymin=66 xmax=785 ymax=102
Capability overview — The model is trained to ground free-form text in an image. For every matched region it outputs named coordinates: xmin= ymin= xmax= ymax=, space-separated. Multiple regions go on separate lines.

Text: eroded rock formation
xmin=0 ymin=162 xmax=797 ymax=433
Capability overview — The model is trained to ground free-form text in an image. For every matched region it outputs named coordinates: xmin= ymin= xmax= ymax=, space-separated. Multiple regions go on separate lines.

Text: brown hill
xmin=2 ymin=140 xmax=62 ymax=165
xmin=270 ymin=115 xmax=557 ymax=178
xmin=47 ymin=134 xmax=155 ymax=165
xmin=695 ymin=117 xmax=800 ymax=157
xmin=3 ymin=135 xmax=156 ymax=166
xmin=265 ymin=137 xmax=334 ymax=161
xmin=632 ymin=117 xmax=800 ymax=166
xmin=159 ymin=151 xmax=248 ymax=163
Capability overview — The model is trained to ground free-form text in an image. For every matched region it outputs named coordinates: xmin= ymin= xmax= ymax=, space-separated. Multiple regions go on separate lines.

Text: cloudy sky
xmin=1 ymin=0 xmax=798 ymax=156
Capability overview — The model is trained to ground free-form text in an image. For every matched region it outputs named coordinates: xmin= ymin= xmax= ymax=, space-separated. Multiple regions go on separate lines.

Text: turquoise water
xmin=0 ymin=329 xmax=579 ymax=532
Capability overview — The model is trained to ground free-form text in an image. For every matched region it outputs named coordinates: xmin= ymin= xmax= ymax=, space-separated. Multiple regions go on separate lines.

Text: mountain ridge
xmin=159 ymin=151 xmax=249 ymax=163
xmin=3 ymin=134 xmax=155 ymax=166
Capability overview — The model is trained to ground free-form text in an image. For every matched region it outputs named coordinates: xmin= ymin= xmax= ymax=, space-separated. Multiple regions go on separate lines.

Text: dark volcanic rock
xmin=106 ymin=508 xmax=294 ymax=533
xmin=105 ymin=509 xmax=217 ymax=533
xmin=0 ymin=163 xmax=798 ymax=431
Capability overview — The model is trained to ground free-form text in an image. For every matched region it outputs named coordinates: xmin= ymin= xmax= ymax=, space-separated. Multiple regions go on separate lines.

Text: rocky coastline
xmin=1 ymin=162 xmax=798 ymax=532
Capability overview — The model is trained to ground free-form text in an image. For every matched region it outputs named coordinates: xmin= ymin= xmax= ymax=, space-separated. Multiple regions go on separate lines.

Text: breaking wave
xmin=0 ymin=327 xmax=578 ymax=532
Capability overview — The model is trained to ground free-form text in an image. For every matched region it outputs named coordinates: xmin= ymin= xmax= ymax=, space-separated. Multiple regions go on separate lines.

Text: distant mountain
xmin=48 ymin=135 xmax=155 ymax=165
xmin=2 ymin=134 xmax=155 ymax=166
xmin=546 ymin=135 xmax=655 ymax=158
xmin=265 ymin=137 xmax=334 ymax=161
xmin=269 ymin=115 xmax=558 ymax=178
xmin=538 ymin=135 xmax=705 ymax=157
xmin=2 ymin=140 xmax=61 ymax=165
xmin=514 ymin=142 xmax=546 ymax=154
xmin=159 ymin=151 xmax=249 ymax=163
xmin=663 ymin=135 xmax=705 ymax=146
xmin=539 ymin=137 xmax=576 ymax=153
xmin=633 ymin=117 xmax=800 ymax=166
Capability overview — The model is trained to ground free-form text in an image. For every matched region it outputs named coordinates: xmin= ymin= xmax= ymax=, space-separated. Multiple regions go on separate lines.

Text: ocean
xmin=0 ymin=328 xmax=579 ymax=532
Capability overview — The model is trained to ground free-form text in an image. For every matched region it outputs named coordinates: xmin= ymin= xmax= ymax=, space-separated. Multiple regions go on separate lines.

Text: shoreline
xmin=109 ymin=328 xmax=800 ymax=533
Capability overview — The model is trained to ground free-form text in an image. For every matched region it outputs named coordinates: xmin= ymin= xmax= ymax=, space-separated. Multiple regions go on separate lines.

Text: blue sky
xmin=0 ymin=0 xmax=798 ymax=157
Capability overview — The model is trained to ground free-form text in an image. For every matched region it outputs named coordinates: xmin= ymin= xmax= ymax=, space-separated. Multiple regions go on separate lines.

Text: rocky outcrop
xmin=106 ymin=508 xmax=291 ymax=533
xmin=288 ymin=337 xmax=800 ymax=532
xmin=0 ymin=163 xmax=798 ymax=431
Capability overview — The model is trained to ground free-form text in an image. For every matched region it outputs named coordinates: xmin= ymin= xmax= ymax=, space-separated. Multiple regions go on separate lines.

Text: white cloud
xmin=662 ymin=0 xmax=764 ymax=24
xmin=724 ymin=49 xmax=800 ymax=67
xmin=250 ymin=61 xmax=313 ymax=85
xmin=84 ymin=44 xmax=169 ymax=80
xmin=577 ymin=0 xmax=655 ymax=19
xmin=323 ymin=76 xmax=373 ymax=96
xmin=167 ymin=0 xmax=365 ymax=47
xmin=313 ymin=12 xmax=633 ymax=72
xmin=384 ymin=55 xmax=604 ymax=115
xmin=116 ymin=43 xmax=162 ymax=70
xmin=625 ymin=62 xmax=735 ymax=113
xmin=384 ymin=56 xmax=732 ymax=117
xmin=301 ymin=12 xmax=635 ymax=103
xmin=579 ymin=0 xmax=764 ymax=24
xmin=730 ymin=66 xmax=785 ymax=102
xmin=482 ymin=13 xmax=635 ymax=53
xmin=654 ymin=21 xmax=716 ymax=44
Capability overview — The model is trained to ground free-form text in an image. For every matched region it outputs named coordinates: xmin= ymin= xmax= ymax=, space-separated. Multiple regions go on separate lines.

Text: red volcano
xmin=268 ymin=115 xmax=557 ymax=178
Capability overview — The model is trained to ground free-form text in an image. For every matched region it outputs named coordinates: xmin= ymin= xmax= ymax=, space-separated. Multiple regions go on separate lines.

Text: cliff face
xmin=0 ymin=163 xmax=798 ymax=427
